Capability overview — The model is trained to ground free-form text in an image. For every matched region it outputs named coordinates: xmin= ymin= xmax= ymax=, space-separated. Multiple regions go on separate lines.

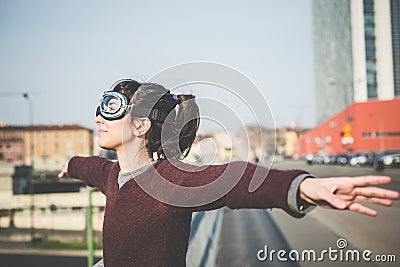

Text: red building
xmin=294 ymin=98 xmax=400 ymax=156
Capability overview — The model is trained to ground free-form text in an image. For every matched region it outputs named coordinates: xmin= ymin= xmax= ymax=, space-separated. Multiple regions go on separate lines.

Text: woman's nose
xmin=95 ymin=115 xmax=104 ymax=124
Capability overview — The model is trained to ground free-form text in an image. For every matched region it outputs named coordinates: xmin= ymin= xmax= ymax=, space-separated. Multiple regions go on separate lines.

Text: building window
xmin=41 ymin=132 xmax=48 ymax=157
xmin=363 ymin=1 xmax=374 ymax=13
xmin=362 ymin=131 xmax=400 ymax=138
xmin=55 ymin=142 xmax=59 ymax=155
xmin=363 ymin=0 xmax=377 ymax=99
xmin=391 ymin=0 xmax=400 ymax=96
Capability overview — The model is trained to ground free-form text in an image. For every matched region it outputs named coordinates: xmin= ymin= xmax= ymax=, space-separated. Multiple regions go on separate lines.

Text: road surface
xmin=217 ymin=160 xmax=399 ymax=267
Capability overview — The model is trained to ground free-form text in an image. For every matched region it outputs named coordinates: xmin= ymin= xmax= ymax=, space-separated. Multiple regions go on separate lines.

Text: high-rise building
xmin=391 ymin=0 xmax=400 ymax=96
xmin=313 ymin=0 xmax=400 ymax=124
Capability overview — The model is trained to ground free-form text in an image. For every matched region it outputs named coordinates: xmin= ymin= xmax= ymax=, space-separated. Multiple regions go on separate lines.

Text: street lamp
xmin=22 ymin=93 xmax=36 ymax=241
xmin=23 ymin=93 xmax=33 ymax=127
xmin=327 ymin=78 xmax=354 ymax=153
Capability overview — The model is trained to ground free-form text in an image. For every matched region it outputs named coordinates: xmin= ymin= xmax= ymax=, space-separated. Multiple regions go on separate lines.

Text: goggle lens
xmin=101 ymin=95 xmax=122 ymax=114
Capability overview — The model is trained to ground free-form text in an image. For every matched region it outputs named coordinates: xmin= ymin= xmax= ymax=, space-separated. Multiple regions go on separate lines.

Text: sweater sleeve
xmin=169 ymin=161 xmax=309 ymax=218
xmin=67 ymin=156 xmax=116 ymax=194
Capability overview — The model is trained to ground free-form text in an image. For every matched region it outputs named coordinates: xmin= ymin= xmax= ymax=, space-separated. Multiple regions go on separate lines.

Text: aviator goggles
xmin=96 ymin=91 xmax=131 ymax=120
xmin=96 ymin=90 xmax=170 ymax=121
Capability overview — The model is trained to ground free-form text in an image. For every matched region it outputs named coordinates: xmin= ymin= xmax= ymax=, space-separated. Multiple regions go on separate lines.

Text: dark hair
xmin=128 ymin=83 xmax=200 ymax=160
xmin=111 ymin=79 xmax=142 ymax=99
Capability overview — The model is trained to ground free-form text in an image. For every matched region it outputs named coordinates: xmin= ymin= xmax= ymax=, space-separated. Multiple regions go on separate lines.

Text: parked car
xmin=327 ymin=155 xmax=339 ymax=164
xmin=335 ymin=154 xmax=350 ymax=165
xmin=349 ymin=153 xmax=367 ymax=166
xmin=363 ymin=152 xmax=379 ymax=166
xmin=349 ymin=152 xmax=378 ymax=167
xmin=312 ymin=155 xmax=325 ymax=164
xmin=373 ymin=150 xmax=400 ymax=170
xmin=306 ymin=154 xmax=328 ymax=165
xmin=381 ymin=153 xmax=400 ymax=167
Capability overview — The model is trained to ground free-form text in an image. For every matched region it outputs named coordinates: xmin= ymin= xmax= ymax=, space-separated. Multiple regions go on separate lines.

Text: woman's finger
xmin=354 ymin=195 xmax=393 ymax=206
xmin=348 ymin=202 xmax=378 ymax=217
xmin=346 ymin=176 xmax=392 ymax=187
xmin=353 ymin=186 xmax=400 ymax=199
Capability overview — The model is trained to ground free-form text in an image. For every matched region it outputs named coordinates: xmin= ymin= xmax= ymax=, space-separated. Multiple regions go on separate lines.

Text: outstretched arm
xmin=58 ymin=156 xmax=117 ymax=194
xmin=299 ymin=176 xmax=400 ymax=216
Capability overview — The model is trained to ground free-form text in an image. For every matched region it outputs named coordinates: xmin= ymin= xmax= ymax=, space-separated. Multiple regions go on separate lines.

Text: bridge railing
xmin=186 ymin=209 xmax=223 ymax=267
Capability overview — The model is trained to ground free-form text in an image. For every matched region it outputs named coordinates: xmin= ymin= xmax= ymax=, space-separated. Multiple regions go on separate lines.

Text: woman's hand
xmin=299 ymin=176 xmax=400 ymax=216
xmin=58 ymin=160 xmax=69 ymax=178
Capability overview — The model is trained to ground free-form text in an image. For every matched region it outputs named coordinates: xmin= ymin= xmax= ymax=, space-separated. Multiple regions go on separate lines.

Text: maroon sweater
xmin=68 ymin=156 xmax=308 ymax=267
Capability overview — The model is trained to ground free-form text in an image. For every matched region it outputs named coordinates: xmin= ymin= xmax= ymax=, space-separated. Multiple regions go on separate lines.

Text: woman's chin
xmin=98 ymin=142 xmax=112 ymax=150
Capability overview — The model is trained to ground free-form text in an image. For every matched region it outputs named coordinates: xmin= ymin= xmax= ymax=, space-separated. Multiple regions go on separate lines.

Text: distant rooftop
xmin=0 ymin=123 xmax=93 ymax=132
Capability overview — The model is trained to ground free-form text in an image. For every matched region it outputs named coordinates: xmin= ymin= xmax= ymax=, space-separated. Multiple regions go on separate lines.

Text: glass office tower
xmin=313 ymin=0 xmax=354 ymax=124
xmin=313 ymin=0 xmax=398 ymax=124
xmin=391 ymin=0 xmax=400 ymax=96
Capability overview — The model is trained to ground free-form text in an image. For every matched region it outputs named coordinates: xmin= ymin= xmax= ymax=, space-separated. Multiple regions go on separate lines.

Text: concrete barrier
xmin=186 ymin=209 xmax=223 ymax=267
xmin=0 ymin=228 xmax=102 ymax=243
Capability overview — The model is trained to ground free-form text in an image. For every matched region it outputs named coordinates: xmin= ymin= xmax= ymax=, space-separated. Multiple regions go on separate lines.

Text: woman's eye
xmin=107 ymin=101 xmax=119 ymax=112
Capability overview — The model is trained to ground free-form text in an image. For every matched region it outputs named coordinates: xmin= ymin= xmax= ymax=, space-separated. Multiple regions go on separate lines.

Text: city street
xmin=1 ymin=0 xmax=399 ymax=266
xmin=217 ymin=160 xmax=400 ymax=267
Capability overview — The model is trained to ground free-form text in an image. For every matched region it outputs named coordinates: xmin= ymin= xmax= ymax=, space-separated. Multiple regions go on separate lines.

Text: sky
xmin=0 ymin=0 xmax=315 ymax=133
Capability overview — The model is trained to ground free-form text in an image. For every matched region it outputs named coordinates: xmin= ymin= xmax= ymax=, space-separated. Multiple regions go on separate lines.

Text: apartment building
xmin=0 ymin=124 xmax=93 ymax=171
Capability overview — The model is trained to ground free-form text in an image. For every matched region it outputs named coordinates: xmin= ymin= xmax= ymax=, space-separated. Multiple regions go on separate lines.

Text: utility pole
xmin=23 ymin=93 xmax=36 ymax=242
xmin=87 ymin=137 xmax=94 ymax=267
xmin=327 ymin=78 xmax=354 ymax=154
xmin=87 ymin=187 xmax=94 ymax=266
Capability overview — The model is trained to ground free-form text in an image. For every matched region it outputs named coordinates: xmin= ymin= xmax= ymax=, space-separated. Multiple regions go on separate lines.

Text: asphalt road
xmin=217 ymin=160 xmax=400 ymax=267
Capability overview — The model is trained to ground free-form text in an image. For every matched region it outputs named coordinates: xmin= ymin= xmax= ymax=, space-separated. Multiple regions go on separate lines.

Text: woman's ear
xmin=132 ymin=118 xmax=152 ymax=136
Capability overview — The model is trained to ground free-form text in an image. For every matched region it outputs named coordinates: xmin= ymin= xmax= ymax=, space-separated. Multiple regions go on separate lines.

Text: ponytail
xmin=175 ymin=94 xmax=200 ymax=159
xmin=130 ymin=83 xmax=199 ymax=160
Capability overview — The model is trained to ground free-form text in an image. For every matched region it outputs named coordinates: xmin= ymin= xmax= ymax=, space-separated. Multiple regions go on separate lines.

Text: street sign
xmin=341 ymin=123 xmax=353 ymax=144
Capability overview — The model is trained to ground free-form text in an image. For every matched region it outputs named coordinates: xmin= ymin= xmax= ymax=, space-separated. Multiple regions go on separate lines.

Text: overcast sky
xmin=0 ymin=0 xmax=315 ymax=133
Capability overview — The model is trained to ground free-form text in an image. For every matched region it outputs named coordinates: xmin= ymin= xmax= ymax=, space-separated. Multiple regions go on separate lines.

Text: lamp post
xmin=23 ymin=93 xmax=35 ymax=242
xmin=327 ymin=78 xmax=354 ymax=154
xmin=23 ymin=93 xmax=33 ymax=127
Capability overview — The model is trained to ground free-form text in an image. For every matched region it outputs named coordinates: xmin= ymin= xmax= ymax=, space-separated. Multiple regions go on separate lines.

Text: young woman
xmin=59 ymin=79 xmax=399 ymax=267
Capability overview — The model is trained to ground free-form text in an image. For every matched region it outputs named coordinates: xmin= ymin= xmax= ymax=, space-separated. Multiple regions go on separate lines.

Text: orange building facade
xmin=294 ymin=98 xmax=400 ymax=156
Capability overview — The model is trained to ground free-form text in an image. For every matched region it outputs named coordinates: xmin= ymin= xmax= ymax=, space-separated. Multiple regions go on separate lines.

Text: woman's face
xmin=95 ymin=114 xmax=134 ymax=151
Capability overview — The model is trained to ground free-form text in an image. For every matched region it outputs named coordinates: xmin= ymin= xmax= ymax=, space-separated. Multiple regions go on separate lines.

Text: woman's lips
xmin=98 ymin=129 xmax=108 ymax=135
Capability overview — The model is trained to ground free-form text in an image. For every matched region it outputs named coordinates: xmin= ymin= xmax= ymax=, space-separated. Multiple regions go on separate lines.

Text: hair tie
xmin=171 ymin=94 xmax=179 ymax=103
